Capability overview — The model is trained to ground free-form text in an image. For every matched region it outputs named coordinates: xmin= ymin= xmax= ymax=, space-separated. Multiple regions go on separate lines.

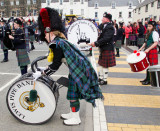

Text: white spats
xmin=63 ymin=111 xmax=81 ymax=125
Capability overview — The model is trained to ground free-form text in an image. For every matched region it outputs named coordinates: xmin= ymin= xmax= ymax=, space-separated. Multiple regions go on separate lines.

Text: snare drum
xmin=6 ymin=73 xmax=59 ymax=125
xmin=127 ymin=51 xmax=149 ymax=72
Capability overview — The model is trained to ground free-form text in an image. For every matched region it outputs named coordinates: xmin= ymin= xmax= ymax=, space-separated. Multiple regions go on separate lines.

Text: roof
xmin=135 ymin=0 xmax=156 ymax=9
xmin=88 ymin=0 xmax=139 ymax=7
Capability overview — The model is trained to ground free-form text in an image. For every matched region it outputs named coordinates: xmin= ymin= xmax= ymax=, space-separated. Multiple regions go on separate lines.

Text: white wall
xmin=133 ymin=1 xmax=160 ymax=24
xmin=42 ymin=1 xmax=136 ymax=24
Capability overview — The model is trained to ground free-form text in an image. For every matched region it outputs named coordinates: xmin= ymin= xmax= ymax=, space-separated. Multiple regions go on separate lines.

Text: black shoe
xmin=99 ymin=79 xmax=107 ymax=85
xmin=1 ymin=59 xmax=8 ymax=63
xmin=142 ymin=81 xmax=150 ymax=85
xmin=116 ymin=54 xmax=120 ymax=57
xmin=140 ymin=79 xmax=147 ymax=83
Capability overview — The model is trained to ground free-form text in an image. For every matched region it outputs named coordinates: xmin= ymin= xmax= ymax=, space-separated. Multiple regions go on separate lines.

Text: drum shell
xmin=128 ymin=57 xmax=149 ymax=72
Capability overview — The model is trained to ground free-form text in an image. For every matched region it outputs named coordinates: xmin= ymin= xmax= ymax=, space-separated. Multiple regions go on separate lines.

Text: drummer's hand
xmin=88 ymin=42 xmax=95 ymax=47
xmin=33 ymin=71 xmax=42 ymax=81
xmin=9 ymin=35 xmax=14 ymax=40
xmin=144 ymin=49 xmax=149 ymax=53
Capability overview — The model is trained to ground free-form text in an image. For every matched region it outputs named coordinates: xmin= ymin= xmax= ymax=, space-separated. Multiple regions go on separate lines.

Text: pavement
xmin=1 ymin=43 xmax=160 ymax=131
xmin=92 ymin=46 xmax=160 ymax=131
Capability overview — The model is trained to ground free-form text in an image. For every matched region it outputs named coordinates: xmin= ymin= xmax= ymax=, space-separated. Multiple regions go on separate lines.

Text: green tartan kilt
xmin=137 ymin=38 xmax=144 ymax=46
xmin=67 ymin=75 xmax=83 ymax=100
xmin=16 ymin=49 xmax=30 ymax=66
xmin=0 ymin=40 xmax=8 ymax=50
xmin=115 ymin=40 xmax=122 ymax=49
xmin=29 ymin=35 xmax=35 ymax=42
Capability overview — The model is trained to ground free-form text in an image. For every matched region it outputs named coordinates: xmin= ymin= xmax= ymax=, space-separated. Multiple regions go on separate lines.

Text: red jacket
xmin=125 ymin=26 xmax=132 ymax=38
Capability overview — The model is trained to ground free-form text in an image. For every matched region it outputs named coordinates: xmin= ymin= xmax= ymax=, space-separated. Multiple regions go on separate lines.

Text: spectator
xmin=125 ymin=23 xmax=132 ymax=46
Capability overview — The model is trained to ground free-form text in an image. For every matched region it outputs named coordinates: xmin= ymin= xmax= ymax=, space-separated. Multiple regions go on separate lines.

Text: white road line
xmin=0 ymin=72 xmax=19 ymax=75
xmin=0 ymin=66 xmax=31 ymax=92
xmin=33 ymin=50 xmax=48 ymax=52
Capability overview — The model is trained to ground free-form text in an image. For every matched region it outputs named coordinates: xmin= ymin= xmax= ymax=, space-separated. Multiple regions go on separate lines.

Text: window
xmin=135 ymin=9 xmax=136 ymax=13
xmin=129 ymin=1 xmax=133 ymax=8
xmin=33 ymin=0 xmax=36 ymax=4
xmin=119 ymin=12 xmax=122 ymax=18
xmin=11 ymin=11 xmax=16 ymax=17
xmin=95 ymin=2 xmax=98 ymax=8
xmin=27 ymin=0 xmax=30 ymax=5
xmin=17 ymin=10 xmax=20 ymax=17
xmin=111 ymin=2 xmax=116 ymax=9
xmin=158 ymin=0 xmax=160 ymax=8
xmin=47 ymin=0 xmax=50 ymax=5
xmin=138 ymin=8 xmax=141 ymax=14
xmin=95 ymin=12 xmax=98 ymax=18
xmin=60 ymin=0 xmax=63 ymax=5
xmin=16 ymin=1 xmax=19 ymax=5
xmin=81 ymin=0 xmax=84 ymax=4
xmin=151 ymin=2 xmax=154 ymax=7
xmin=81 ymin=9 xmax=84 ymax=15
xmin=33 ymin=9 xmax=37 ymax=16
xmin=10 ymin=1 xmax=14 ymax=6
xmin=70 ymin=9 xmax=73 ymax=14
xmin=1 ymin=1 xmax=4 ymax=6
xmin=129 ymin=12 xmax=132 ymax=18
xmin=145 ymin=4 xmax=148 ymax=12
xmin=70 ymin=0 xmax=73 ymax=5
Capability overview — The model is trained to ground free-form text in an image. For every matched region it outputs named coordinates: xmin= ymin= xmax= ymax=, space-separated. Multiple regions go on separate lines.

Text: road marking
xmin=0 ymin=66 xmax=31 ymax=92
xmin=0 ymin=72 xmax=19 ymax=75
xmin=33 ymin=50 xmax=48 ymax=52
xmin=107 ymin=77 xmax=148 ymax=86
xmin=103 ymin=93 xmax=160 ymax=108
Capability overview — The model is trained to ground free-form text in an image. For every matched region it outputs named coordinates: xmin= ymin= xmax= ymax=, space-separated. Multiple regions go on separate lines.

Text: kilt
xmin=67 ymin=75 xmax=83 ymax=100
xmin=146 ymin=47 xmax=158 ymax=66
xmin=16 ymin=49 xmax=30 ymax=66
xmin=29 ymin=35 xmax=35 ymax=42
xmin=137 ymin=38 xmax=144 ymax=46
xmin=0 ymin=40 xmax=8 ymax=50
xmin=129 ymin=34 xmax=137 ymax=42
xmin=98 ymin=50 xmax=116 ymax=68
xmin=115 ymin=40 xmax=122 ymax=49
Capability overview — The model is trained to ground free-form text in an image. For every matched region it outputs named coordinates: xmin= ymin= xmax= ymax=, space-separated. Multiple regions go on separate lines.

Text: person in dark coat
xmin=0 ymin=18 xmax=9 ymax=63
xmin=137 ymin=22 xmax=145 ymax=49
xmin=114 ymin=22 xmax=124 ymax=57
xmin=9 ymin=18 xmax=30 ymax=75
xmin=89 ymin=12 xmax=116 ymax=85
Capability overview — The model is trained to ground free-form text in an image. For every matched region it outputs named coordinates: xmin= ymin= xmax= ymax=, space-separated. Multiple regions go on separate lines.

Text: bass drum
xmin=6 ymin=73 xmax=59 ymax=125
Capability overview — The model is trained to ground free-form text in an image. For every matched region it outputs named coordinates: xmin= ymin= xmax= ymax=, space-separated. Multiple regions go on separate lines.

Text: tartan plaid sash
xmin=54 ymin=37 xmax=104 ymax=107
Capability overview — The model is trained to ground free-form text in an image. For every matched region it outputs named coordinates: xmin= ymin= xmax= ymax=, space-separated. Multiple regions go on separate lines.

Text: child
xmin=139 ymin=21 xmax=159 ymax=85
xmin=33 ymin=7 xmax=103 ymax=126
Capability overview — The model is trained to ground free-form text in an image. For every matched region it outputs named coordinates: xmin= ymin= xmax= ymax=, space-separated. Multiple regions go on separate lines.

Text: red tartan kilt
xmin=98 ymin=50 xmax=116 ymax=68
xmin=146 ymin=47 xmax=158 ymax=66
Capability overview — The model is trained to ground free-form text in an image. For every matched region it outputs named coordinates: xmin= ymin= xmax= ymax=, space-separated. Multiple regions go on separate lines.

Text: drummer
xmin=138 ymin=21 xmax=159 ymax=85
xmin=33 ymin=7 xmax=103 ymax=126
xmin=8 ymin=18 xmax=30 ymax=75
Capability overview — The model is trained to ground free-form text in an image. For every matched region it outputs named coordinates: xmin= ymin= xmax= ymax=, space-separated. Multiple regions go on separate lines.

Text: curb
xmin=91 ymin=48 xmax=108 ymax=131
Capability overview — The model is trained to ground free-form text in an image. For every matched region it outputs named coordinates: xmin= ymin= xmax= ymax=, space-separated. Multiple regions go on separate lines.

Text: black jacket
xmin=0 ymin=26 xmax=6 ymax=41
xmin=13 ymin=28 xmax=26 ymax=49
xmin=115 ymin=28 xmax=124 ymax=41
xmin=95 ymin=22 xmax=115 ymax=51
xmin=138 ymin=26 xmax=145 ymax=38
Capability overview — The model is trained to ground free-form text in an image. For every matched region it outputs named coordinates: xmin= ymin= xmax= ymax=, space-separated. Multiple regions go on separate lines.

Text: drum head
xmin=6 ymin=78 xmax=57 ymax=124
xmin=67 ymin=20 xmax=98 ymax=51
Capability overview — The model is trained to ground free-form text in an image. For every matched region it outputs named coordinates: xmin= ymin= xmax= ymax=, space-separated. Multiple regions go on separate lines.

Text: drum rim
xmin=6 ymin=76 xmax=58 ymax=125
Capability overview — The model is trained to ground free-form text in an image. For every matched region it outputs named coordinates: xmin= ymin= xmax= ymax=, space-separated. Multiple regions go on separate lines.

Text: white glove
xmin=33 ymin=71 xmax=42 ymax=80
xmin=37 ymin=67 xmax=47 ymax=71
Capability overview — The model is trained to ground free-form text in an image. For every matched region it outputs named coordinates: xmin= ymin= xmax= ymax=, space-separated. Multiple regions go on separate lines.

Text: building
xmin=0 ymin=0 xmax=41 ymax=18
xmin=41 ymin=0 xmax=139 ymax=24
xmin=133 ymin=0 xmax=160 ymax=24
